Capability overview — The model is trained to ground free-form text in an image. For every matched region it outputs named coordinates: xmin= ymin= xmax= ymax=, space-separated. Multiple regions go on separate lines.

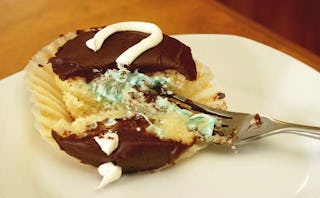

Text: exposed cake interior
xmin=51 ymin=62 xmax=226 ymax=145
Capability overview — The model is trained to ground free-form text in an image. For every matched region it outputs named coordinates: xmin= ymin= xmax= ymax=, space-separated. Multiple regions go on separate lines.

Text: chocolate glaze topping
xmin=52 ymin=115 xmax=191 ymax=173
xmin=49 ymin=30 xmax=197 ymax=82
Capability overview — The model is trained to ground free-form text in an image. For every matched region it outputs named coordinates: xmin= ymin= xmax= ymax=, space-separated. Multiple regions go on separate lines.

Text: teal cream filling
xmin=90 ymin=69 xmax=168 ymax=103
xmin=90 ymin=69 xmax=217 ymax=138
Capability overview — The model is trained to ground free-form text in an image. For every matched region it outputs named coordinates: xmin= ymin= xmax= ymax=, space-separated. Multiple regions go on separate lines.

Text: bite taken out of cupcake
xmin=25 ymin=21 xmax=229 ymax=189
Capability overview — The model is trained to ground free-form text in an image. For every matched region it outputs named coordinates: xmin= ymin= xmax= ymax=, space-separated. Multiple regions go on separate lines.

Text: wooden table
xmin=1 ymin=0 xmax=319 ymax=79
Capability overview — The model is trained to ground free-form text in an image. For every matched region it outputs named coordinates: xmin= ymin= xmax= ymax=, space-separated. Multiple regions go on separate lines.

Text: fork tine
xmin=167 ymin=94 xmax=257 ymax=141
xmin=166 ymin=94 xmax=239 ymax=137
xmin=169 ymin=94 xmax=233 ymax=118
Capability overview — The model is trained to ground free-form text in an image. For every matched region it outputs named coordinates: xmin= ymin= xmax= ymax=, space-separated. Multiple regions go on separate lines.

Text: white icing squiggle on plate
xmin=86 ymin=21 xmax=163 ymax=67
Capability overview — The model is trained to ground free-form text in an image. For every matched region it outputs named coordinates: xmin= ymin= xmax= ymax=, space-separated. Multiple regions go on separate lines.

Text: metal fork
xmin=168 ymin=94 xmax=320 ymax=145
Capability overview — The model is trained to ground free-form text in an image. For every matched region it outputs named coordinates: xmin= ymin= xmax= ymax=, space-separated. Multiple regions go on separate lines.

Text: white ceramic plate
xmin=1 ymin=34 xmax=319 ymax=198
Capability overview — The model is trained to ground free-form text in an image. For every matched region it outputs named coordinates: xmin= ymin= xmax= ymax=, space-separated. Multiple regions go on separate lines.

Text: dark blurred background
xmin=218 ymin=0 xmax=320 ymax=55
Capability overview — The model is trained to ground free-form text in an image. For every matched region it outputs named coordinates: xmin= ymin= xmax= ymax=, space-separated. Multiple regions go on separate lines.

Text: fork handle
xmin=278 ymin=121 xmax=320 ymax=139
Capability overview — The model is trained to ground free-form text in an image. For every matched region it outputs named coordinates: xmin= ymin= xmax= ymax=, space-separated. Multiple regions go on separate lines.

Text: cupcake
xmin=25 ymin=21 xmax=228 ymax=188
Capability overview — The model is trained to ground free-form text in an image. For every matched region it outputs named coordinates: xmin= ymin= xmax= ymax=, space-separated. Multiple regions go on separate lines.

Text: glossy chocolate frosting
xmin=49 ymin=30 xmax=197 ymax=82
xmin=52 ymin=115 xmax=191 ymax=173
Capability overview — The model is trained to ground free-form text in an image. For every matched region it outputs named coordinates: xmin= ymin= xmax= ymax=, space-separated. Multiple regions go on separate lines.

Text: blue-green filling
xmin=155 ymin=97 xmax=217 ymax=137
xmin=90 ymin=69 xmax=217 ymax=138
xmin=90 ymin=69 xmax=169 ymax=104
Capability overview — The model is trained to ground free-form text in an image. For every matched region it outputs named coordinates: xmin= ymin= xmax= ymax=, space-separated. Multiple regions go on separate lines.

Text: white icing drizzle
xmin=86 ymin=21 xmax=163 ymax=67
xmin=96 ymin=162 xmax=122 ymax=189
xmin=94 ymin=131 xmax=119 ymax=155
xmin=88 ymin=21 xmax=163 ymax=189
xmin=94 ymin=131 xmax=122 ymax=189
